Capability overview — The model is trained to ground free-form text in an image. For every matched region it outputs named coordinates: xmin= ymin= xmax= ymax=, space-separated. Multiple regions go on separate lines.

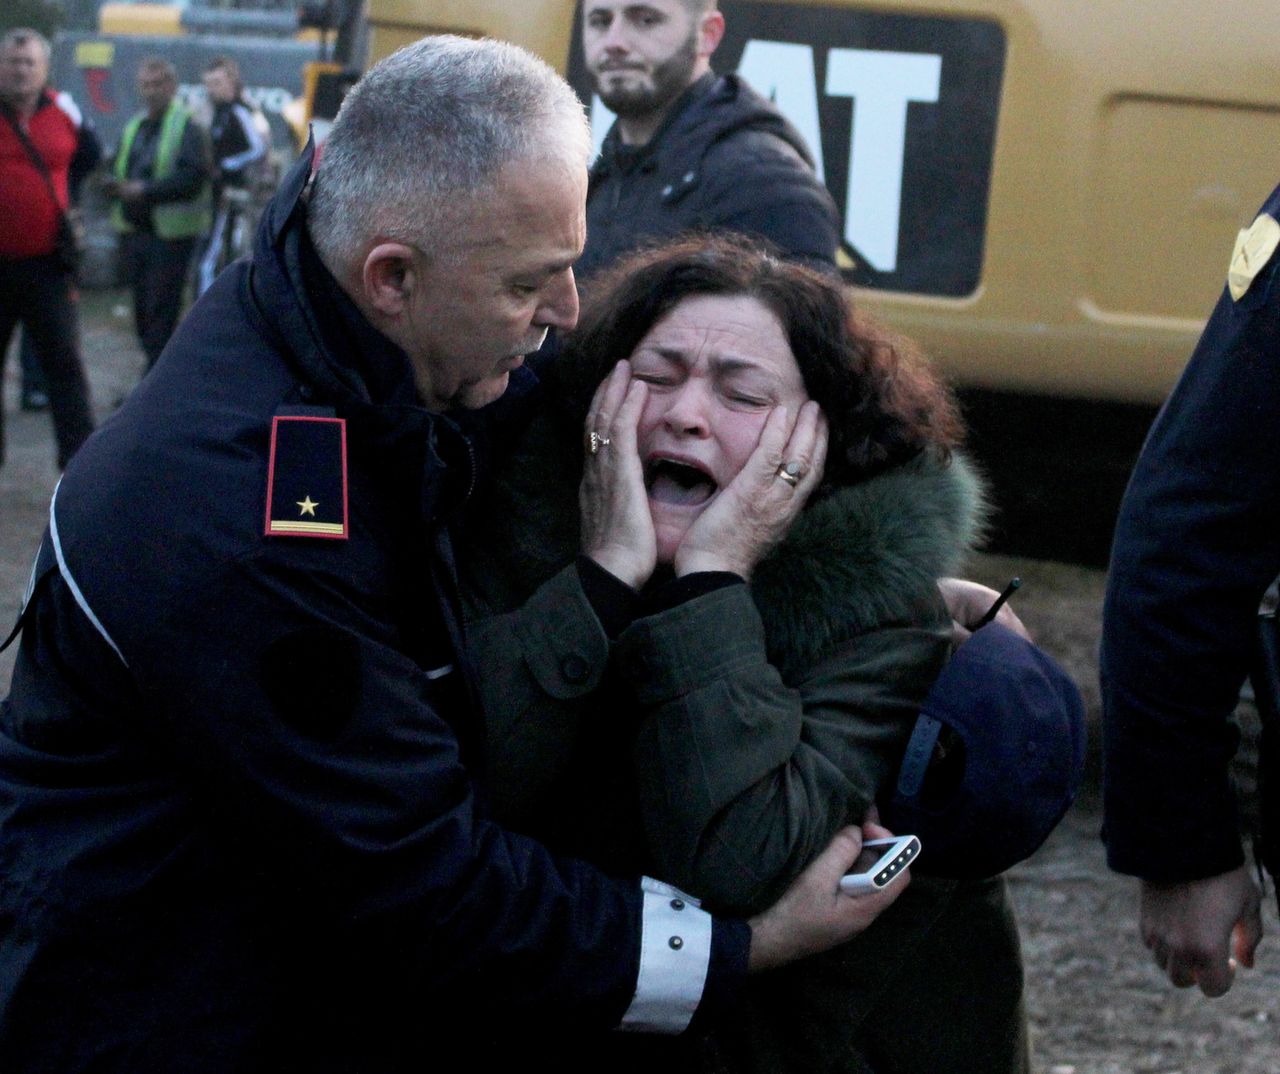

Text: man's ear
xmin=698 ymin=10 xmax=726 ymax=59
xmin=361 ymin=242 xmax=417 ymax=317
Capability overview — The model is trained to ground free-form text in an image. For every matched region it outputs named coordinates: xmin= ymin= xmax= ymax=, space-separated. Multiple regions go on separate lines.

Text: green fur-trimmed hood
xmin=751 ymin=452 xmax=986 ymax=681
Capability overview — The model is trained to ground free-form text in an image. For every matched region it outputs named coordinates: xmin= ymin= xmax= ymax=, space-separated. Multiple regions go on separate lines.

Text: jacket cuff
xmin=575 ymin=555 xmax=639 ymax=638
xmin=618 ymin=878 xmax=748 ymax=1034
xmin=1101 ymin=678 xmax=1245 ymax=882
xmin=640 ymin=571 xmax=745 ymax=617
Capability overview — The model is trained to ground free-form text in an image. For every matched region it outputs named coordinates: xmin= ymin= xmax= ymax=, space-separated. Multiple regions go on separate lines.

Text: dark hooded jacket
xmin=577 ymin=73 xmax=841 ymax=282
xmin=0 ymin=144 xmax=748 ymax=1073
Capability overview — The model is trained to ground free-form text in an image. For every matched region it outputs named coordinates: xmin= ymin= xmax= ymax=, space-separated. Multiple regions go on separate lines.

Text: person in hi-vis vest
xmin=105 ymin=57 xmax=210 ymax=371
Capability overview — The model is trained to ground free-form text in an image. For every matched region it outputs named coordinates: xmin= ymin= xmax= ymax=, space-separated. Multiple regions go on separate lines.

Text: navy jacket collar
xmin=251 ymin=137 xmax=482 ymax=518
xmin=253 ymin=135 xmax=420 ymax=410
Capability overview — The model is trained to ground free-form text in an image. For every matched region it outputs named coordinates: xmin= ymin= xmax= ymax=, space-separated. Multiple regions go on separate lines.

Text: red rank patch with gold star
xmin=264 ymin=413 xmax=349 ymax=539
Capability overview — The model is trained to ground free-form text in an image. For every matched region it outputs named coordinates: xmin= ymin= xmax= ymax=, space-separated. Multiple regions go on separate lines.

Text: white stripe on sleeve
xmin=54 ymin=90 xmax=83 ymax=128
xmin=221 ymin=103 xmax=267 ymax=173
xmin=49 ymin=480 xmax=128 ymax=666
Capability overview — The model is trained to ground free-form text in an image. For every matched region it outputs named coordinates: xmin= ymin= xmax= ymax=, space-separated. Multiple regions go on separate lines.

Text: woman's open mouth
xmin=645 ymin=458 xmax=718 ymax=507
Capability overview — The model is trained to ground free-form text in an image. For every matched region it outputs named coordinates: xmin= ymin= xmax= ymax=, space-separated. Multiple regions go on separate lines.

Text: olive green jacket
xmin=463 ymin=430 xmax=985 ymax=912
xmin=460 ymin=419 xmax=1031 ymax=1073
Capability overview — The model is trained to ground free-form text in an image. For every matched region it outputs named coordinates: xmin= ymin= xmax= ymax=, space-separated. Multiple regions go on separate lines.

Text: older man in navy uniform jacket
xmin=0 ymin=36 xmax=901 ymax=1072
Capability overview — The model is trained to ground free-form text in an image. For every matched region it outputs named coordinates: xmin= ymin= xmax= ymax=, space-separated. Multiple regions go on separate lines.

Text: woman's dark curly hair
xmin=559 ymin=233 xmax=964 ymax=487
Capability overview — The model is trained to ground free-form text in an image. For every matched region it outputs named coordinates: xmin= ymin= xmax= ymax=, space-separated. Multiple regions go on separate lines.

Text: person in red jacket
xmin=0 ymin=27 xmax=98 ymax=470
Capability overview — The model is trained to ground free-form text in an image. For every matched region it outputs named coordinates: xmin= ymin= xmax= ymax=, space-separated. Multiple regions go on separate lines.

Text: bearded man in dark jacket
xmin=576 ymin=0 xmax=840 ymax=281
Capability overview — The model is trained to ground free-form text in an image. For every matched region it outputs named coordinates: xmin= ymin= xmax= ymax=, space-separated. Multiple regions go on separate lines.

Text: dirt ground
xmin=2 ymin=292 xmax=1277 ymax=1072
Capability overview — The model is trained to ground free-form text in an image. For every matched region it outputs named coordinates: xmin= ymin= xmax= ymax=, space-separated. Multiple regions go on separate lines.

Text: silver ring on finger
xmin=589 ymin=430 xmax=612 ymax=456
xmin=775 ymin=461 xmax=804 ymax=487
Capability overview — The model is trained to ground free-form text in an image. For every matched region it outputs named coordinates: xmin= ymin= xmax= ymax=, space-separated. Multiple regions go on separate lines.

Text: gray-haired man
xmin=0 ymin=36 xmax=902 ymax=1072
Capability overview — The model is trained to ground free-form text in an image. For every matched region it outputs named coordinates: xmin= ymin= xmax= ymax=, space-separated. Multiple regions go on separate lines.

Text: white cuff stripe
xmin=49 ymin=481 xmax=128 ymax=667
xmin=619 ymin=877 xmax=711 ymax=1034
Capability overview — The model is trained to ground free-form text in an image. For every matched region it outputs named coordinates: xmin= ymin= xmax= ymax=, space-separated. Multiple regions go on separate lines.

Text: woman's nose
xmin=662 ymin=382 xmax=712 ymax=436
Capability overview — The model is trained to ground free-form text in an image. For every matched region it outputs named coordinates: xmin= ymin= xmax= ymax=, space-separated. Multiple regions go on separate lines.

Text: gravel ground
xmin=2 ymin=293 xmax=1277 ymax=1071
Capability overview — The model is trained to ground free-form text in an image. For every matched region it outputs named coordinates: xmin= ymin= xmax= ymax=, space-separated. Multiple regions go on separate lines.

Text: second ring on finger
xmin=775 ymin=460 xmax=804 ymax=487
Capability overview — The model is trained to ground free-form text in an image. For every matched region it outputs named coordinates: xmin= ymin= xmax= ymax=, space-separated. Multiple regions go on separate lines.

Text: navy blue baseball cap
xmin=881 ymin=622 xmax=1087 ymax=879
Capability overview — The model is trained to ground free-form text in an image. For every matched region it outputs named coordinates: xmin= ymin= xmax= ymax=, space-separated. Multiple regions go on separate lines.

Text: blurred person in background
xmin=104 ymin=56 xmax=210 ymax=372
xmin=196 ymin=54 xmax=268 ymax=295
xmin=0 ymin=27 xmax=98 ymax=470
xmin=16 ymin=48 xmax=101 ymax=416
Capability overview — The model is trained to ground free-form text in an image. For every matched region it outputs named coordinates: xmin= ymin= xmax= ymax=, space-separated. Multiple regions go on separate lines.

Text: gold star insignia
xmin=297 ymin=496 xmax=319 ymax=517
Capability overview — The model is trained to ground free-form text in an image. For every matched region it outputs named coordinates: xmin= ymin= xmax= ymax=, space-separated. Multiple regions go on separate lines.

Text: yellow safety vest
xmin=112 ymin=100 xmax=210 ymax=239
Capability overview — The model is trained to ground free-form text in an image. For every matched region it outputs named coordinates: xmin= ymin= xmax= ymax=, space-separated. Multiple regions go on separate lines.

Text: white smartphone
xmin=838 ymin=835 xmax=921 ymax=895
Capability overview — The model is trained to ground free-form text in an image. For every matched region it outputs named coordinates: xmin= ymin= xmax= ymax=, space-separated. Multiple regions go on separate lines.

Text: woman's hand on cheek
xmin=674 ymin=400 xmax=828 ymax=578
xmin=580 ymin=361 xmax=657 ymax=590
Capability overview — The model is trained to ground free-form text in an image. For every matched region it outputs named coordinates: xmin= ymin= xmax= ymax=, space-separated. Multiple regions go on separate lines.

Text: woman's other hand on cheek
xmin=674 ymin=401 xmax=828 ymax=578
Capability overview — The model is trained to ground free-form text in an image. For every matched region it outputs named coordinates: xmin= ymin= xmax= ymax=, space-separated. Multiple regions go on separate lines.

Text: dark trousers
xmin=0 ymin=255 xmax=95 ymax=469
xmin=121 ymin=231 xmax=196 ymax=370
xmin=20 ymin=329 xmax=46 ymax=398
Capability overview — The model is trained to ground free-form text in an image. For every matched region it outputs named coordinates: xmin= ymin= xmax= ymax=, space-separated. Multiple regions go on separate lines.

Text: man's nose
xmin=599 ymin=18 xmax=632 ymax=52
xmin=536 ymin=269 xmax=580 ymax=331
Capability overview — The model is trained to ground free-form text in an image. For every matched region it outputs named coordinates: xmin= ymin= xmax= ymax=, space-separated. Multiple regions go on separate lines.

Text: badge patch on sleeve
xmin=264 ymin=415 xmax=349 ymax=539
xmin=1228 ymin=212 xmax=1280 ymax=301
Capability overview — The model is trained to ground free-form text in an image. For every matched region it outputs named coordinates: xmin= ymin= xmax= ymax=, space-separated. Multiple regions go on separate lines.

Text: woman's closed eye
xmin=719 ymin=376 xmax=776 ymax=407
xmin=632 ymin=371 xmax=678 ymax=388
